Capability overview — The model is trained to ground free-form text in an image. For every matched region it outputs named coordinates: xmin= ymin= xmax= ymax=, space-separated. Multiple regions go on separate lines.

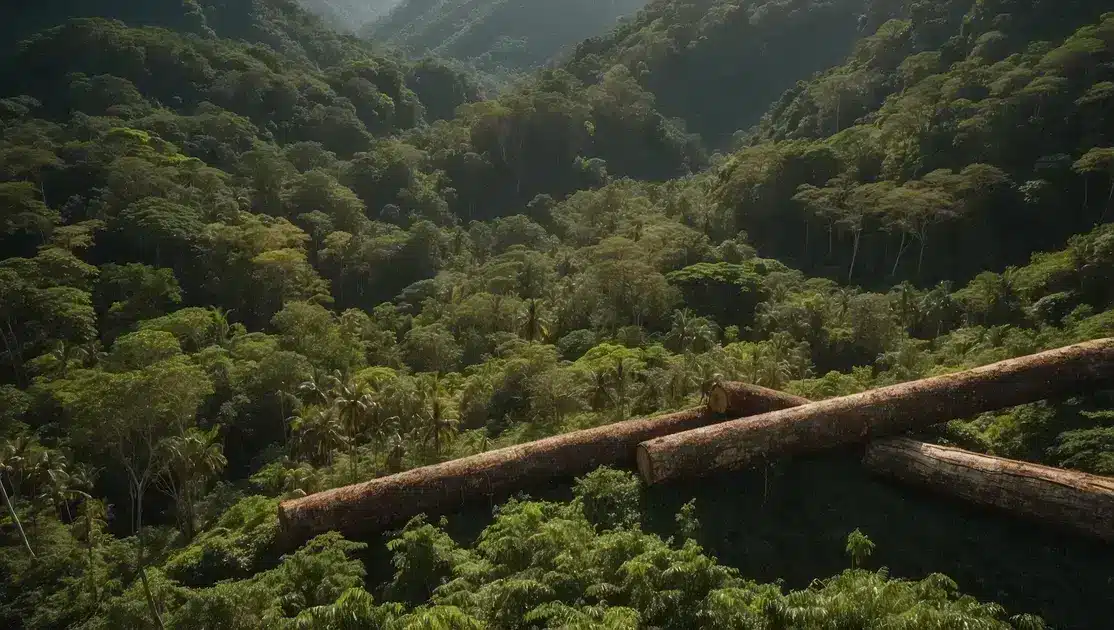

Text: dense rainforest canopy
xmin=3 ymin=0 xmax=1114 ymax=627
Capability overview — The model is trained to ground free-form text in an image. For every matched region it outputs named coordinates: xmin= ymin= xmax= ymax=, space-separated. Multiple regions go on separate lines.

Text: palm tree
xmin=385 ymin=432 xmax=406 ymax=474
xmin=889 ymin=281 xmax=921 ymax=334
xmin=518 ymin=298 xmax=552 ymax=342
xmin=920 ymin=281 xmax=955 ymax=336
xmin=156 ymin=427 xmax=227 ymax=540
xmin=611 ymin=356 xmax=637 ymax=420
xmin=292 ymin=407 xmax=347 ymax=466
xmin=73 ymin=497 xmax=108 ymax=601
xmin=210 ymin=307 xmax=237 ymax=348
xmin=586 ymin=366 xmax=614 ymax=412
xmin=417 ymin=376 xmax=458 ymax=458
xmin=0 ymin=441 xmax=34 ymax=557
xmin=759 ymin=334 xmax=797 ymax=389
xmin=48 ymin=340 xmax=84 ymax=378
xmin=298 ymin=369 xmax=341 ymax=406
xmin=667 ymin=309 xmax=717 ymax=354
xmin=39 ymin=463 xmax=90 ymax=522
xmin=331 ymin=378 xmax=376 ymax=483
xmin=276 ymin=388 xmax=298 ymax=448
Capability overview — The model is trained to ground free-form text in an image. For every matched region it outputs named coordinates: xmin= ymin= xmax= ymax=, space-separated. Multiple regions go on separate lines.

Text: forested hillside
xmin=364 ymin=0 xmax=649 ymax=72
xmin=3 ymin=0 xmax=1114 ymax=627
xmin=565 ymin=0 xmax=905 ymax=145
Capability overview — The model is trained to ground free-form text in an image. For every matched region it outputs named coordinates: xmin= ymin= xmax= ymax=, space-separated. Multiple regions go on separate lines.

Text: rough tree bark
xmin=706 ymin=381 xmax=809 ymax=415
xmin=864 ymin=438 xmax=1114 ymax=542
xmin=278 ymin=382 xmax=802 ymax=543
xmin=637 ymin=338 xmax=1114 ymax=484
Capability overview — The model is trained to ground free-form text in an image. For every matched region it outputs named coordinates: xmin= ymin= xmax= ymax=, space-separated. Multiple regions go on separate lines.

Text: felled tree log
xmin=278 ymin=382 xmax=802 ymax=543
xmin=707 ymin=381 xmax=810 ymax=415
xmin=864 ymin=438 xmax=1114 ymax=542
xmin=637 ymin=338 xmax=1114 ymax=484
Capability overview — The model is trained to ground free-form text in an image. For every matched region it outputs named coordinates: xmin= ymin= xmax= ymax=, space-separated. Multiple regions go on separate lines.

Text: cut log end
xmin=706 ymin=381 xmax=811 ymax=416
xmin=708 ymin=385 xmax=729 ymax=414
xmin=636 ymin=444 xmax=655 ymax=484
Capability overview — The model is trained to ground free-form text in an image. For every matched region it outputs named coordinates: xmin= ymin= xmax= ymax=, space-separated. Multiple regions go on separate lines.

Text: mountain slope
xmin=6 ymin=0 xmax=393 ymax=67
xmin=3 ymin=0 xmax=1114 ymax=628
xmin=364 ymin=0 xmax=649 ymax=71
xmin=710 ymin=1 xmax=1114 ymax=288
xmin=565 ymin=0 xmax=907 ymax=147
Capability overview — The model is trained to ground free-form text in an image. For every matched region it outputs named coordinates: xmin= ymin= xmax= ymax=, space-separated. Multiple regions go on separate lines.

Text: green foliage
xmin=385 ymin=515 xmax=463 ymax=605
xmin=572 ymin=467 xmax=643 ymax=531
xmin=845 ymin=528 xmax=875 ymax=568
xmin=3 ymin=1 xmax=1114 ymax=628
xmin=164 ymin=496 xmax=281 ymax=586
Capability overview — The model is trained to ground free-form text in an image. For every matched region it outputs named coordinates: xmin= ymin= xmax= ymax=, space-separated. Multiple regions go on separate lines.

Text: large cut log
xmin=637 ymin=338 xmax=1114 ymax=484
xmin=278 ymin=382 xmax=803 ymax=543
xmin=707 ymin=381 xmax=809 ymax=414
xmin=864 ymin=438 xmax=1114 ymax=542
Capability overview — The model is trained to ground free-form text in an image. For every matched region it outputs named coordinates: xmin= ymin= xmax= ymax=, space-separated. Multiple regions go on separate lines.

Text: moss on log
xmin=637 ymin=338 xmax=1114 ymax=484
xmin=864 ymin=438 xmax=1114 ymax=542
xmin=278 ymin=382 xmax=801 ymax=543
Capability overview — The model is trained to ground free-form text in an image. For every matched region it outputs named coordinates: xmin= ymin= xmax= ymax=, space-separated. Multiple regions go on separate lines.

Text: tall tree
xmin=1073 ymin=147 xmax=1114 ymax=220
xmin=0 ymin=440 xmax=35 ymax=557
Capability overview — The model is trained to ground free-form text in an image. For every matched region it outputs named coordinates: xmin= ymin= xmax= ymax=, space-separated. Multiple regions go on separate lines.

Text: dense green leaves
xmin=3 ymin=0 xmax=1114 ymax=628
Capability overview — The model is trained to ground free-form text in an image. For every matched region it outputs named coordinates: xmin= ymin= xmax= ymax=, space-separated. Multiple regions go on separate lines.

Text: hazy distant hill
xmin=364 ymin=0 xmax=649 ymax=71
xmin=298 ymin=0 xmax=399 ymax=31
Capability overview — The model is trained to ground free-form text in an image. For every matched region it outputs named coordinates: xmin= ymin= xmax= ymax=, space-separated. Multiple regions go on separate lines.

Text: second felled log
xmin=637 ymin=338 xmax=1114 ymax=484
xmin=278 ymin=382 xmax=802 ymax=543
xmin=706 ymin=381 xmax=809 ymax=415
xmin=864 ymin=438 xmax=1114 ymax=542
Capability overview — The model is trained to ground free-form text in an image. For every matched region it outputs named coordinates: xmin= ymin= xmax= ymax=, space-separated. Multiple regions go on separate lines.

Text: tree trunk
xmin=891 ymin=231 xmax=908 ymax=277
xmin=1102 ymin=179 xmax=1114 ymax=222
xmin=1 ymin=474 xmax=34 ymax=558
xmin=278 ymin=383 xmax=804 ymax=544
xmin=636 ymin=338 xmax=1114 ymax=485
xmin=848 ymin=228 xmax=861 ymax=281
xmin=138 ymin=563 xmax=165 ymax=630
xmin=802 ymin=220 xmax=809 ymax=259
xmin=863 ymin=438 xmax=1114 ymax=542
xmin=133 ymin=485 xmax=165 ymax=630
xmin=913 ymin=225 xmax=931 ymax=278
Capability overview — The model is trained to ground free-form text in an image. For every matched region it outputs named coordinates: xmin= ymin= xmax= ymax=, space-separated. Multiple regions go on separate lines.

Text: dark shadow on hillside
xmin=358 ymin=449 xmax=1114 ymax=629
xmin=643 ymin=448 xmax=1114 ymax=630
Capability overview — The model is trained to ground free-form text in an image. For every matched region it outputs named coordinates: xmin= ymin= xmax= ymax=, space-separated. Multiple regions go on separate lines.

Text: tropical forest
xmin=3 ymin=0 xmax=1114 ymax=628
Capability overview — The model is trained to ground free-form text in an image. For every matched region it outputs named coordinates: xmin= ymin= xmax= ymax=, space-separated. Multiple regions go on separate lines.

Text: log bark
xmin=863 ymin=438 xmax=1114 ymax=542
xmin=278 ymin=382 xmax=802 ymax=543
xmin=707 ymin=381 xmax=810 ymax=415
xmin=637 ymin=338 xmax=1114 ymax=484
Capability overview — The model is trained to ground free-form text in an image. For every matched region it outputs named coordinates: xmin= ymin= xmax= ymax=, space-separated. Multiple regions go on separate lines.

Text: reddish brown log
xmin=864 ymin=438 xmax=1114 ymax=542
xmin=278 ymin=382 xmax=802 ymax=542
xmin=707 ymin=381 xmax=810 ymax=415
xmin=637 ymin=338 xmax=1114 ymax=484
